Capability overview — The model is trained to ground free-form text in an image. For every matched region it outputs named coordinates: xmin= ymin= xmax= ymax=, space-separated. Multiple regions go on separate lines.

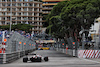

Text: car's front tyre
xmin=23 ymin=57 xmax=28 ymax=62
xmin=44 ymin=57 xmax=48 ymax=61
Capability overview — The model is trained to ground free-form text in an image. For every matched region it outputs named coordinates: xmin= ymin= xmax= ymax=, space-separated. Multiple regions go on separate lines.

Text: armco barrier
xmin=54 ymin=47 xmax=75 ymax=56
xmin=6 ymin=52 xmax=19 ymax=63
xmin=0 ymin=49 xmax=35 ymax=64
xmin=0 ymin=52 xmax=20 ymax=64
xmin=0 ymin=54 xmax=3 ymax=64
xmin=67 ymin=49 xmax=73 ymax=56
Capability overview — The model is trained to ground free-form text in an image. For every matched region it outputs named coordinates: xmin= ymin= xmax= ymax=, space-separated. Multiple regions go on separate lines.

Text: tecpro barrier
xmin=78 ymin=50 xmax=100 ymax=58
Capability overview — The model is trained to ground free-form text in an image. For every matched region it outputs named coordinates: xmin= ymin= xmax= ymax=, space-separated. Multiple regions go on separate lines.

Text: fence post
xmin=3 ymin=53 xmax=6 ymax=64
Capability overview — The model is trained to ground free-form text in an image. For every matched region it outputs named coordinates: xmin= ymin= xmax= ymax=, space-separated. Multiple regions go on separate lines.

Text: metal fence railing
xmin=0 ymin=31 xmax=36 ymax=64
xmin=5 ymin=32 xmax=36 ymax=53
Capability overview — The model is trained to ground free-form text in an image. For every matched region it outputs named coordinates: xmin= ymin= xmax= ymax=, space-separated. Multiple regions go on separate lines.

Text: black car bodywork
xmin=23 ymin=54 xmax=48 ymax=62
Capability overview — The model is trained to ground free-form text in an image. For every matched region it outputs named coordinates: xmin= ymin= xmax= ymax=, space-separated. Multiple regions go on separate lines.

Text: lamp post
xmin=10 ymin=0 xmax=12 ymax=34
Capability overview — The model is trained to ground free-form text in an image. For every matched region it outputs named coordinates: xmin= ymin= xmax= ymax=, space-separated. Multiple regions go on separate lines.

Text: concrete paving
xmin=0 ymin=50 xmax=100 ymax=67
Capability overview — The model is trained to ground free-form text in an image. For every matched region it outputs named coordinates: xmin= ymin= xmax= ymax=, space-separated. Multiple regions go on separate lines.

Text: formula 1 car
xmin=23 ymin=54 xmax=49 ymax=62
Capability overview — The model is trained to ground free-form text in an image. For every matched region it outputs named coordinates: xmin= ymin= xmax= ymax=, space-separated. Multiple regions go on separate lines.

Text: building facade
xmin=0 ymin=0 xmax=43 ymax=34
xmin=42 ymin=0 xmax=65 ymax=15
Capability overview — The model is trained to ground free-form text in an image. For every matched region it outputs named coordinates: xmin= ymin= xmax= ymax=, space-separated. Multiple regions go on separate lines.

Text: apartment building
xmin=0 ymin=0 xmax=43 ymax=34
xmin=42 ymin=0 xmax=65 ymax=15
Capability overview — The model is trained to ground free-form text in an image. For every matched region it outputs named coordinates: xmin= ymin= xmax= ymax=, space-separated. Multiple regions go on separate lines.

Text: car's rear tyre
xmin=44 ymin=57 xmax=48 ymax=61
xmin=23 ymin=57 xmax=28 ymax=62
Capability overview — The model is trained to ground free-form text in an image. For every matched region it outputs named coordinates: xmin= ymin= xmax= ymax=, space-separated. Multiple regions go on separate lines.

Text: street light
xmin=10 ymin=0 xmax=12 ymax=34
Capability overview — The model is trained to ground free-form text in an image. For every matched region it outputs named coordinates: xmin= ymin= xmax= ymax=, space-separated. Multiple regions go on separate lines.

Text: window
xmin=34 ymin=8 xmax=37 ymax=11
xmin=17 ymin=21 xmax=21 ymax=24
xmin=29 ymin=0 xmax=33 ymax=2
xmin=19 ymin=0 xmax=22 ymax=1
xmin=18 ymin=3 xmax=21 ymax=6
xmin=7 ymin=17 xmax=10 ymax=20
xmin=17 ymin=17 xmax=21 ymax=20
xmin=24 ymin=0 xmax=28 ymax=2
xmin=12 ymin=0 xmax=16 ymax=2
xmin=12 ymin=13 xmax=16 ymax=15
xmin=24 ymin=3 xmax=28 ymax=6
xmin=28 ymin=17 xmax=32 ymax=20
xmin=18 ymin=12 xmax=21 ymax=15
xmin=28 ymin=13 xmax=32 ymax=15
xmin=2 ymin=17 xmax=5 ymax=20
xmin=7 ymin=12 xmax=11 ymax=15
xmin=12 ymin=21 xmax=16 ymax=25
xmin=12 ymin=3 xmax=16 ymax=6
xmin=3 ymin=8 xmax=6 ymax=11
xmin=2 ymin=0 xmax=6 ymax=2
xmin=2 ymin=13 xmax=5 ymax=15
xmin=23 ymin=12 xmax=27 ymax=16
xmin=24 ymin=8 xmax=27 ymax=11
xmin=12 ymin=8 xmax=16 ymax=11
xmin=2 ymin=4 xmax=6 ymax=6
xmin=34 ymin=17 xmax=37 ymax=20
xmin=29 ymin=3 xmax=32 ymax=6
xmin=7 ymin=8 xmax=10 ymax=11
xmin=29 ymin=8 xmax=32 ymax=11
xmin=23 ymin=17 xmax=27 ymax=20
xmin=7 ymin=4 xmax=10 ymax=6
xmin=2 ymin=21 xmax=5 ymax=25
xmin=34 ymin=13 xmax=37 ymax=16
xmin=39 ymin=13 xmax=42 ymax=16
xmin=0 ymin=8 xmax=2 ymax=11
xmin=7 ymin=0 xmax=11 ymax=1
xmin=34 ymin=4 xmax=37 ymax=7
xmin=18 ymin=8 xmax=21 ymax=11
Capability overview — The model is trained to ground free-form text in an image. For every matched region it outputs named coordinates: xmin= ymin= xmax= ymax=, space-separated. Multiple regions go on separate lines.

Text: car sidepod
xmin=37 ymin=57 xmax=42 ymax=62
xmin=30 ymin=57 xmax=36 ymax=62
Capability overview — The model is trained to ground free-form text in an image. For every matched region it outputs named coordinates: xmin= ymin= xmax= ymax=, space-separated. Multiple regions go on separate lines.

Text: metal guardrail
xmin=53 ymin=47 xmax=74 ymax=56
xmin=0 ymin=49 xmax=35 ymax=64
xmin=0 ymin=32 xmax=36 ymax=64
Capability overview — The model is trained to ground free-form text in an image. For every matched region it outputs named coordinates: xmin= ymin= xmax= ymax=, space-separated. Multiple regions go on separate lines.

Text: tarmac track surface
xmin=0 ymin=50 xmax=100 ymax=67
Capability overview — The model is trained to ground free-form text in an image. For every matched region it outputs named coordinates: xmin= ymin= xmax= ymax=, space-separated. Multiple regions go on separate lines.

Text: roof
xmin=42 ymin=3 xmax=57 ymax=6
xmin=36 ymin=40 xmax=56 ymax=43
xmin=42 ymin=0 xmax=65 ymax=2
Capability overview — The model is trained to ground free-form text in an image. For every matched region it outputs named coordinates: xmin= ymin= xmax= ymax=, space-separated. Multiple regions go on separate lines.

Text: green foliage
xmin=0 ymin=25 xmax=9 ymax=30
xmin=0 ymin=24 xmax=33 ymax=33
xmin=46 ymin=1 xmax=67 ymax=36
xmin=46 ymin=0 xmax=100 ymax=39
xmin=43 ymin=15 xmax=49 ymax=27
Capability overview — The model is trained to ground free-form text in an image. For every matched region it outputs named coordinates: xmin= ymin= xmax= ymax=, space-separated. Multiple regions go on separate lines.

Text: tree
xmin=46 ymin=0 xmax=100 ymax=44
xmin=61 ymin=0 xmax=100 ymax=40
xmin=0 ymin=24 xmax=33 ymax=33
xmin=46 ymin=1 xmax=67 ymax=37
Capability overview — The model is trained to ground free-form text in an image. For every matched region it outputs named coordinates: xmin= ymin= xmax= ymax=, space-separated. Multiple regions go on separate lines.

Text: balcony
xmin=42 ymin=7 xmax=52 ymax=10
xmin=42 ymin=11 xmax=50 ymax=14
